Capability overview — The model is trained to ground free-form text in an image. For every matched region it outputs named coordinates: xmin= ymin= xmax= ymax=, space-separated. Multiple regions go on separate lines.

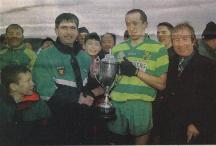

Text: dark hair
xmin=124 ymin=30 xmax=129 ymax=40
xmin=55 ymin=13 xmax=79 ymax=28
xmin=6 ymin=24 xmax=24 ymax=34
xmin=202 ymin=21 xmax=216 ymax=40
xmin=84 ymin=32 xmax=100 ymax=43
xmin=126 ymin=9 xmax=147 ymax=23
xmin=172 ymin=23 xmax=196 ymax=43
xmin=157 ymin=22 xmax=174 ymax=32
xmin=41 ymin=37 xmax=54 ymax=46
xmin=0 ymin=33 xmax=6 ymax=43
xmin=101 ymin=33 xmax=116 ymax=45
xmin=1 ymin=64 xmax=30 ymax=91
xmin=78 ymin=27 xmax=89 ymax=34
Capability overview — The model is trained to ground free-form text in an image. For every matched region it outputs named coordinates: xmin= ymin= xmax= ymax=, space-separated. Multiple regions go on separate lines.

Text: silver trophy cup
xmin=95 ymin=53 xmax=119 ymax=119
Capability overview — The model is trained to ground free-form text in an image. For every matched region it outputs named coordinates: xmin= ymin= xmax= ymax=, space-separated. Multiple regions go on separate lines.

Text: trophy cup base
xmin=96 ymin=103 xmax=116 ymax=121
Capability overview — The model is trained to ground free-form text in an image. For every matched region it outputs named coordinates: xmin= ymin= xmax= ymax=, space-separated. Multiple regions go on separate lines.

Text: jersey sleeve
xmin=155 ymin=47 xmax=169 ymax=76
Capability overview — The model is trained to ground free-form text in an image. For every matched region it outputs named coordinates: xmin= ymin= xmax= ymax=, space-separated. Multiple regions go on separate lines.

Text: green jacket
xmin=0 ymin=43 xmax=37 ymax=70
xmin=198 ymin=39 xmax=216 ymax=61
xmin=0 ymin=92 xmax=51 ymax=145
xmin=32 ymin=41 xmax=91 ymax=101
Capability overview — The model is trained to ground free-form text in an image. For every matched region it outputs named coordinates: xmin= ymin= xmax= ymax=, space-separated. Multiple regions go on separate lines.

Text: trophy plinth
xmin=97 ymin=106 xmax=116 ymax=120
xmin=94 ymin=53 xmax=118 ymax=120
xmin=96 ymin=91 xmax=116 ymax=120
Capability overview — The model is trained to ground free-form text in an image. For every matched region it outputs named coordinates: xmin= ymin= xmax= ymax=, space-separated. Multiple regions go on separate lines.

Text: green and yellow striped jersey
xmin=111 ymin=36 xmax=169 ymax=102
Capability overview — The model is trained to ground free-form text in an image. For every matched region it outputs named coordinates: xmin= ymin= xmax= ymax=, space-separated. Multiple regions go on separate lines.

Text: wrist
xmin=135 ymin=68 xmax=139 ymax=76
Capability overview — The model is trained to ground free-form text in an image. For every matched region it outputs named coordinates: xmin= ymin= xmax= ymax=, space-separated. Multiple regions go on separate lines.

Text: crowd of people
xmin=0 ymin=8 xmax=216 ymax=145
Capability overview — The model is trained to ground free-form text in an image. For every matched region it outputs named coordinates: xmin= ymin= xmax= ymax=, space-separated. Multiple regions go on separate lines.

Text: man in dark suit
xmin=160 ymin=23 xmax=216 ymax=144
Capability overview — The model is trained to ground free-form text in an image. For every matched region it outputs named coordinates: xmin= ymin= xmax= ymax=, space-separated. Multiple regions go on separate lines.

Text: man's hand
xmin=187 ymin=124 xmax=200 ymax=143
xmin=78 ymin=93 xmax=94 ymax=106
xmin=91 ymin=86 xmax=104 ymax=96
xmin=120 ymin=57 xmax=138 ymax=77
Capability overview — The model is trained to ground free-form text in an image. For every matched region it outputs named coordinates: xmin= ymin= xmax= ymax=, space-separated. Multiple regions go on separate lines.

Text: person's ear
xmin=55 ymin=27 xmax=58 ymax=36
xmin=143 ymin=22 xmax=148 ymax=29
xmin=9 ymin=83 xmax=18 ymax=92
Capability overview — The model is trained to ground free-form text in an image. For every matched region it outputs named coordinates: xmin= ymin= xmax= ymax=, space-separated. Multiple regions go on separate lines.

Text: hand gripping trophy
xmin=94 ymin=50 xmax=119 ymax=119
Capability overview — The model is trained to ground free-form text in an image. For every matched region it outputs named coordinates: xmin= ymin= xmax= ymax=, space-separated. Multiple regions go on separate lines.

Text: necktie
xmin=70 ymin=53 xmax=83 ymax=93
xmin=178 ymin=57 xmax=184 ymax=75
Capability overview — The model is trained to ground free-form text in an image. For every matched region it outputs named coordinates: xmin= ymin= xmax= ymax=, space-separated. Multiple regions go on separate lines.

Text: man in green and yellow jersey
xmin=108 ymin=9 xmax=169 ymax=145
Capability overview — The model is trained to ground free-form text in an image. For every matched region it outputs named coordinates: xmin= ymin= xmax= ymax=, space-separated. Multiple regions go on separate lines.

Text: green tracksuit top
xmin=32 ymin=46 xmax=91 ymax=101
xmin=0 ymin=44 xmax=37 ymax=70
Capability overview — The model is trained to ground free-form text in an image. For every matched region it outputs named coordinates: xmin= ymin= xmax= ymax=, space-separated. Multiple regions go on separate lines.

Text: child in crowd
xmin=84 ymin=32 xmax=105 ymax=102
xmin=0 ymin=64 xmax=51 ymax=145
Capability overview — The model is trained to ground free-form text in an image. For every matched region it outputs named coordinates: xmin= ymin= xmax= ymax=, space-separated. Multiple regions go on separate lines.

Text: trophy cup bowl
xmin=95 ymin=54 xmax=118 ymax=120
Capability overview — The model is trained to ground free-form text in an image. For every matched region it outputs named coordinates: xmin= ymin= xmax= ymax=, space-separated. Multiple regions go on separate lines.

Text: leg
xmin=151 ymin=135 xmax=160 ymax=144
xmin=135 ymin=133 xmax=150 ymax=145
xmin=128 ymin=101 xmax=152 ymax=145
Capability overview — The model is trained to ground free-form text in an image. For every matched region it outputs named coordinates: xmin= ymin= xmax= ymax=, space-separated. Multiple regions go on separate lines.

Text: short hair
xmin=6 ymin=24 xmax=24 ymax=34
xmin=172 ymin=23 xmax=196 ymax=43
xmin=202 ymin=21 xmax=216 ymax=40
xmin=157 ymin=22 xmax=174 ymax=32
xmin=101 ymin=33 xmax=116 ymax=45
xmin=1 ymin=64 xmax=30 ymax=91
xmin=0 ymin=33 xmax=6 ymax=43
xmin=126 ymin=9 xmax=147 ymax=23
xmin=55 ymin=13 xmax=79 ymax=28
xmin=84 ymin=32 xmax=100 ymax=44
xmin=41 ymin=37 xmax=54 ymax=46
xmin=78 ymin=27 xmax=89 ymax=34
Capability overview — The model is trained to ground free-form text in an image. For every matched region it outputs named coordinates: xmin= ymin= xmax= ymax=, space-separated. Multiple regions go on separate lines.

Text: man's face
xmin=78 ymin=32 xmax=88 ymax=46
xmin=157 ymin=25 xmax=172 ymax=47
xmin=84 ymin=39 xmax=101 ymax=57
xmin=6 ymin=28 xmax=24 ymax=48
xmin=13 ymin=72 xmax=34 ymax=96
xmin=125 ymin=12 xmax=147 ymax=41
xmin=209 ymin=39 xmax=216 ymax=51
xmin=101 ymin=34 xmax=115 ymax=53
xmin=55 ymin=21 xmax=78 ymax=46
xmin=172 ymin=28 xmax=194 ymax=57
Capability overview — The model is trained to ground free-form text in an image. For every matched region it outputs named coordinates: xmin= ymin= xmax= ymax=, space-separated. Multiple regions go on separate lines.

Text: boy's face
xmin=78 ymin=32 xmax=88 ymax=46
xmin=84 ymin=39 xmax=101 ymax=57
xmin=101 ymin=34 xmax=115 ymax=53
xmin=42 ymin=40 xmax=54 ymax=49
xmin=12 ymin=72 xmax=34 ymax=96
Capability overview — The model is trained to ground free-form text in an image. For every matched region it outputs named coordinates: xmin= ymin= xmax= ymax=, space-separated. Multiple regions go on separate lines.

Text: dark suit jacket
xmin=163 ymin=51 xmax=216 ymax=137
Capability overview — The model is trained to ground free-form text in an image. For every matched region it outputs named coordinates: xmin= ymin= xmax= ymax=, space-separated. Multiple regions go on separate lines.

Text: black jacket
xmin=163 ymin=51 xmax=216 ymax=135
